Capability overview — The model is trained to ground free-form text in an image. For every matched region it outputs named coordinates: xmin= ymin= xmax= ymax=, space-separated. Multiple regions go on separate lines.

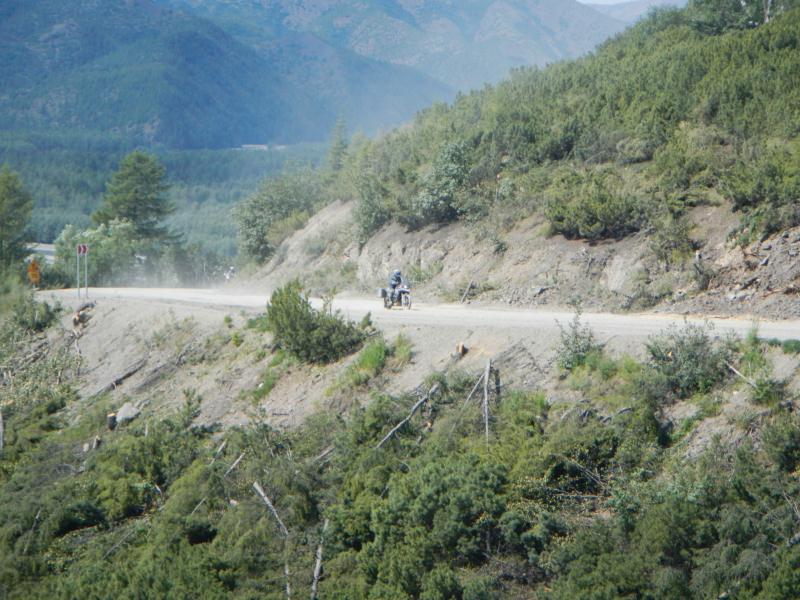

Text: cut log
xmin=92 ymin=359 xmax=147 ymax=396
xmin=725 ymin=361 xmax=758 ymax=390
xmin=312 ymin=446 xmax=335 ymax=464
xmin=22 ymin=509 xmax=42 ymax=555
xmin=376 ymin=383 xmax=440 ymax=449
xmin=210 ymin=440 xmax=227 ymax=465
xmin=224 ymin=452 xmax=246 ymax=478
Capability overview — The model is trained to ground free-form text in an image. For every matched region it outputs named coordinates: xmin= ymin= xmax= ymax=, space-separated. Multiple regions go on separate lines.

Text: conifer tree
xmin=0 ymin=166 xmax=34 ymax=268
xmin=93 ymin=151 xmax=173 ymax=240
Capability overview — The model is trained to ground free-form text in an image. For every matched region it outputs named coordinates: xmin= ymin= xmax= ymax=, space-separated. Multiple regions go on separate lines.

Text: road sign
xmin=27 ymin=259 xmax=41 ymax=288
xmin=77 ymin=244 xmax=89 ymax=255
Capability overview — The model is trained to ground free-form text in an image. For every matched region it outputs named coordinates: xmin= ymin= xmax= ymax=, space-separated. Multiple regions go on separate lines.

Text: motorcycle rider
xmin=388 ymin=269 xmax=403 ymax=303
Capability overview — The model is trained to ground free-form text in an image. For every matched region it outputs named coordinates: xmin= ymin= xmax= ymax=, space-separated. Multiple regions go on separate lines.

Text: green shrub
xmin=545 ymin=169 xmax=644 ymax=241
xmin=649 ymin=214 xmax=695 ymax=269
xmin=393 ymin=334 xmax=414 ymax=367
xmin=781 ymin=339 xmax=800 ymax=354
xmin=556 ymin=310 xmax=602 ymax=372
xmin=410 ymin=142 xmax=470 ymax=226
xmin=763 ymin=413 xmax=800 ymax=472
xmin=11 ymin=297 xmax=60 ymax=332
xmin=266 ymin=281 xmax=365 ymax=364
xmin=420 ymin=566 xmax=462 ymax=600
xmin=233 ymin=170 xmax=327 ymax=262
xmin=723 ymin=142 xmax=800 ymax=240
xmin=646 ymin=323 xmax=731 ymax=397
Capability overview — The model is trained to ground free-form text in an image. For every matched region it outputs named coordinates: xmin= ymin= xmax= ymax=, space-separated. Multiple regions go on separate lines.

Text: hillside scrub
xmin=334 ymin=4 xmax=800 ymax=249
xmin=2 ymin=308 xmax=800 ymax=597
xmin=265 ymin=280 xmax=366 ymax=364
xmin=234 ymin=169 xmax=329 ymax=263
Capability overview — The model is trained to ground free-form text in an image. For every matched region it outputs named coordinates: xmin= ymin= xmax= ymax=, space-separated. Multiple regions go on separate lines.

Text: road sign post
xmin=76 ymin=244 xmax=89 ymax=298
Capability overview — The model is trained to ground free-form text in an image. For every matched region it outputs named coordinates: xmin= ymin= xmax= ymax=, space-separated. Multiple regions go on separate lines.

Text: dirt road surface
xmin=45 ymin=287 xmax=800 ymax=342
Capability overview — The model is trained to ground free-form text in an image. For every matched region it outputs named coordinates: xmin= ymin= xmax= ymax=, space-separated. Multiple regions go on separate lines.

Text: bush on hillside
xmin=556 ymin=310 xmax=602 ymax=371
xmin=646 ymin=322 xmax=731 ymax=397
xmin=11 ymin=296 xmax=60 ymax=332
xmin=408 ymin=142 xmax=470 ymax=226
xmin=722 ymin=142 xmax=800 ymax=239
xmin=649 ymin=213 xmax=695 ymax=270
xmin=266 ymin=281 xmax=365 ymax=364
xmin=234 ymin=170 xmax=327 ymax=262
xmin=545 ymin=170 xmax=644 ymax=241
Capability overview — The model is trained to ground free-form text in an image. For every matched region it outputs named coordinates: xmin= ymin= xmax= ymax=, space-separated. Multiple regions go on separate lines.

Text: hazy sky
xmin=578 ymin=0 xmax=633 ymax=4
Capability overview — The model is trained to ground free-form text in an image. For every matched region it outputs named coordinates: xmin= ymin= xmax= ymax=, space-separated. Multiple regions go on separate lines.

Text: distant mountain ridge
xmin=1 ymin=0 xmax=627 ymax=149
xmin=164 ymin=0 xmax=627 ymax=91
xmin=586 ymin=0 xmax=688 ymax=23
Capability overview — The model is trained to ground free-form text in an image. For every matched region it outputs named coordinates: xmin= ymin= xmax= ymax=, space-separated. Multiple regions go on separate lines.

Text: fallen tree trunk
xmin=92 ymin=359 xmax=147 ymax=396
xmin=311 ymin=519 xmax=330 ymax=600
xmin=376 ymin=383 xmax=440 ymax=449
xmin=726 ymin=361 xmax=758 ymax=390
xmin=253 ymin=481 xmax=289 ymax=538
xmin=224 ymin=452 xmax=246 ymax=478
xmin=253 ymin=481 xmax=291 ymax=599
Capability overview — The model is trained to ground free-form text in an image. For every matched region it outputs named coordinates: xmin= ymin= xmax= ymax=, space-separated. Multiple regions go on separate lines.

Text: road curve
xmin=44 ymin=287 xmax=800 ymax=342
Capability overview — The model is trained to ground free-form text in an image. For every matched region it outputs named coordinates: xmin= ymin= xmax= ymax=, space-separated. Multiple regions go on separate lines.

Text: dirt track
xmin=45 ymin=287 xmax=800 ymax=342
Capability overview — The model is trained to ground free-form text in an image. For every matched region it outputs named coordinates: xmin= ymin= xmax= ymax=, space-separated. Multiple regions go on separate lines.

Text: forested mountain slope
xmin=0 ymin=0 xmax=449 ymax=149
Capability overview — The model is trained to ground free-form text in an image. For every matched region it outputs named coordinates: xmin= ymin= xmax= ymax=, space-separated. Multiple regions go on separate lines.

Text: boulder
xmin=115 ymin=402 xmax=141 ymax=426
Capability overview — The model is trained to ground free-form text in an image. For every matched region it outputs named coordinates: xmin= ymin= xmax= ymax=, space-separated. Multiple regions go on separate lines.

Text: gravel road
xmin=45 ymin=287 xmax=800 ymax=342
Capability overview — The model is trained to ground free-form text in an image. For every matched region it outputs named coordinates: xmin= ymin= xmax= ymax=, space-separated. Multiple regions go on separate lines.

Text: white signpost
xmin=76 ymin=244 xmax=89 ymax=298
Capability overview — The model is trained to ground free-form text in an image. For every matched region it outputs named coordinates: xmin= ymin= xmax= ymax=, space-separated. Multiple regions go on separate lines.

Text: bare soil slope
xmin=260 ymin=199 xmax=800 ymax=319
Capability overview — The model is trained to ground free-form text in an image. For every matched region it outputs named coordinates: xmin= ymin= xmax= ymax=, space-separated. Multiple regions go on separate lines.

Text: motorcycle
xmin=380 ymin=284 xmax=412 ymax=309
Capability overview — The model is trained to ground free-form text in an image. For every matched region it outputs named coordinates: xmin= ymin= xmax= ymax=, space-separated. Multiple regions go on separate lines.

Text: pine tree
xmin=0 ymin=166 xmax=34 ymax=268
xmin=326 ymin=118 xmax=348 ymax=173
xmin=93 ymin=151 xmax=173 ymax=240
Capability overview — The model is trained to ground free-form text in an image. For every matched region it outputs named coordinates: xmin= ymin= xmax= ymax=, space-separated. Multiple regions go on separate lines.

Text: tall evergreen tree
xmin=93 ymin=151 xmax=173 ymax=240
xmin=0 ymin=166 xmax=34 ymax=268
xmin=326 ymin=118 xmax=349 ymax=173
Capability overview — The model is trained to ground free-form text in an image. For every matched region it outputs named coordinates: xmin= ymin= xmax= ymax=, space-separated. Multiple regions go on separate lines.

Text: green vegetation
xmin=545 ymin=169 xmax=645 ymax=240
xmin=0 ymin=167 xmax=33 ymax=269
xmin=92 ymin=151 xmax=173 ymax=240
xmin=0 ymin=138 xmax=324 ymax=250
xmin=328 ymin=334 xmax=414 ymax=394
xmin=265 ymin=281 xmax=366 ymax=364
xmin=234 ymin=170 xmax=327 ymax=263
xmin=556 ymin=310 xmax=602 ymax=372
xmin=646 ymin=322 xmax=732 ymax=397
xmin=325 ymin=3 xmax=800 ymax=255
xmin=3 ymin=308 xmax=800 ymax=598
xmin=768 ymin=338 xmax=800 ymax=354
xmin=43 ymin=152 xmax=235 ymax=287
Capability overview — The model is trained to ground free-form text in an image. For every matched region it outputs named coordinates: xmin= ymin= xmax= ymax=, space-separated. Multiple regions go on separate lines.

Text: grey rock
xmin=116 ymin=402 xmax=141 ymax=425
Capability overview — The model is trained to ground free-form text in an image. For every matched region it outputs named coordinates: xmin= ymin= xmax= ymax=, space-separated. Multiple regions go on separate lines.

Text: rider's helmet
xmin=393 ymin=269 xmax=401 ymax=277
